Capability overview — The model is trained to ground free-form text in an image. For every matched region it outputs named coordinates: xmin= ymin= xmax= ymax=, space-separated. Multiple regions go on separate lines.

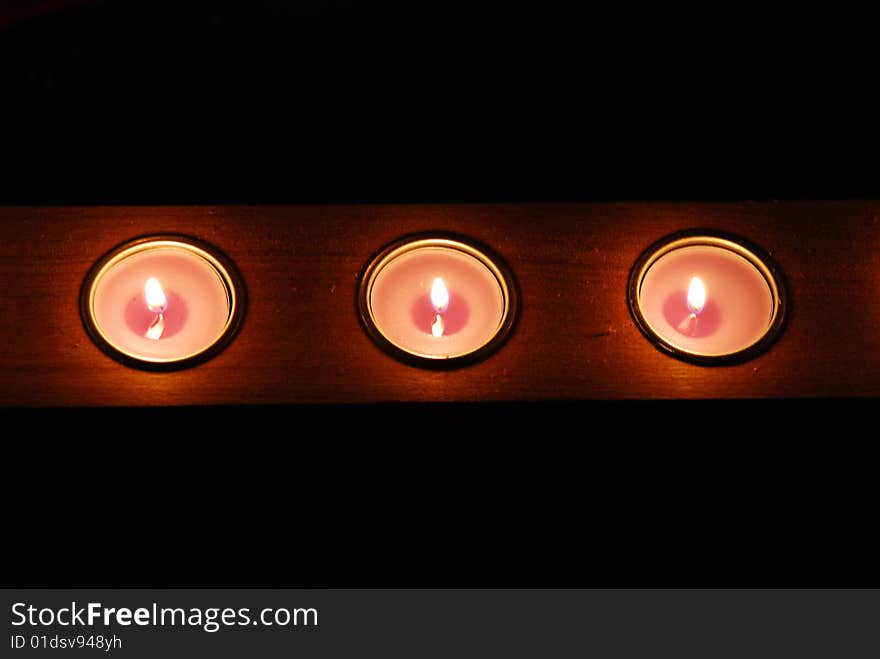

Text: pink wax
xmin=636 ymin=245 xmax=774 ymax=357
xmin=369 ymin=246 xmax=506 ymax=359
xmin=90 ymin=245 xmax=231 ymax=363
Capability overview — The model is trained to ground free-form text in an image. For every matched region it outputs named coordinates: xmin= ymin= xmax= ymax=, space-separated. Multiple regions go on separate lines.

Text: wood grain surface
xmin=1 ymin=202 xmax=879 ymax=407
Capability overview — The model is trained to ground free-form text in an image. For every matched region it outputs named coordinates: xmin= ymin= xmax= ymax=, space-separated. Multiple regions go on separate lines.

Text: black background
xmin=1 ymin=1 xmax=877 ymax=587
xmin=4 ymin=0 xmax=880 ymax=204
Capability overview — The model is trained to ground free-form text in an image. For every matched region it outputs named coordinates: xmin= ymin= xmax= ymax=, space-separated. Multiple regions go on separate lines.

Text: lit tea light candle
xmin=628 ymin=231 xmax=787 ymax=363
xmin=358 ymin=234 xmax=518 ymax=366
xmin=80 ymin=235 xmax=246 ymax=369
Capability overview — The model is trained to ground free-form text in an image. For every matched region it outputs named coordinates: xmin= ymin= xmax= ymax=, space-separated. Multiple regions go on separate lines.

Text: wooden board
xmin=1 ymin=202 xmax=878 ymax=407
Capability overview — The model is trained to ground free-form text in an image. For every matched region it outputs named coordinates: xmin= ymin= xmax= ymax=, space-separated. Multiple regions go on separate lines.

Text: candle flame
xmin=432 ymin=314 xmax=445 ymax=338
xmin=687 ymin=276 xmax=706 ymax=315
xmin=145 ymin=277 xmax=168 ymax=313
xmin=430 ymin=277 xmax=449 ymax=313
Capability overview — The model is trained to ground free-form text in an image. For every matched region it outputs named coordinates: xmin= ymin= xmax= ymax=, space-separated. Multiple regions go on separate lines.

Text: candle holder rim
xmin=357 ymin=231 xmax=520 ymax=369
xmin=626 ymin=228 xmax=789 ymax=366
xmin=79 ymin=233 xmax=247 ymax=371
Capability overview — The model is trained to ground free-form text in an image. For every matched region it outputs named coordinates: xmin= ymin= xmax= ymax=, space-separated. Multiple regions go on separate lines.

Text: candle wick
xmin=145 ymin=312 xmax=165 ymax=340
xmin=432 ymin=313 xmax=445 ymax=338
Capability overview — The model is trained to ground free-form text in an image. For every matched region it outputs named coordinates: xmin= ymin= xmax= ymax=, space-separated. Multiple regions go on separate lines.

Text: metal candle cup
xmin=628 ymin=231 xmax=787 ymax=364
xmin=358 ymin=234 xmax=518 ymax=367
xmin=80 ymin=235 xmax=246 ymax=370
